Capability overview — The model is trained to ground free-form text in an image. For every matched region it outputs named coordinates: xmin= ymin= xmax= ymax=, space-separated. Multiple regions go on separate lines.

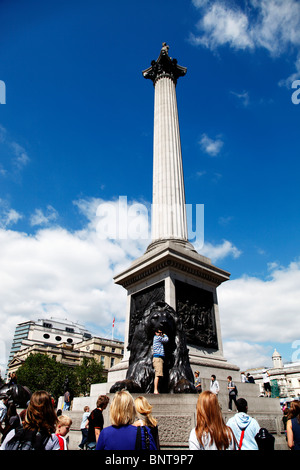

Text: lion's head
xmin=145 ymin=301 xmax=176 ymax=340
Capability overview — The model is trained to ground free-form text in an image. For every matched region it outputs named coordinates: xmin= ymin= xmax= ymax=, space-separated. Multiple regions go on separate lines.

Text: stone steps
xmin=61 ymin=389 xmax=286 ymax=450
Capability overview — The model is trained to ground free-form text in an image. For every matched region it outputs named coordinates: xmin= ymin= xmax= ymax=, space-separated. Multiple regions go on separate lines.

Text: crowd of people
xmin=0 ymin=336 xmax=298 ymax=451
xmin=0 ymin=388 xmax=160 ymax=451
xmin=1 ymin=383 xmax=299 ymax=450
xmin=0 ymin=390 xmax=72 ymax=450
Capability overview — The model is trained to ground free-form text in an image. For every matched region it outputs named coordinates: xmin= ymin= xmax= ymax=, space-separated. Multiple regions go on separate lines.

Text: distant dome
xmin=272 ymin=349 xmax=281 ymax=357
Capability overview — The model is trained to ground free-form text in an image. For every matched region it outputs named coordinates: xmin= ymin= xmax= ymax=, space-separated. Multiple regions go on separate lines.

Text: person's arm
xmin=227 ymin=381 xmax=235 ymax=390
xmin=95 ymin=427 xmax=101 ymax=442
xmin=286 ymin=420 xmax=294 ymax=449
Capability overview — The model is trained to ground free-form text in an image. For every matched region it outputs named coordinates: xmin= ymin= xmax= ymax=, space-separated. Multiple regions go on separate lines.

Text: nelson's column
xmin=108 ymin=43 xmax=239 ymax=389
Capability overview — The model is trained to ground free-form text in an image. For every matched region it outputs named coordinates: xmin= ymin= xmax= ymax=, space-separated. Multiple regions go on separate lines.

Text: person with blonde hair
xmin=78 ymin=405 xmax=90 ymax=450
xmin=189 ymin=391 xmax=236 ymax=450
xmin=56 ymin=414 xmax=72 ymax=450
xmin=0 ymin=390 xmax=60 ymax=450
xmin=133 ymin=396 xmax=160 ymax=449
xmin=96 ymin=391 xmax=157 ymax=450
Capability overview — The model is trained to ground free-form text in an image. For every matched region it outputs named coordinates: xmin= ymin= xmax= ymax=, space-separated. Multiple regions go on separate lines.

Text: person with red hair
xmin=189 ymin=391 xmax=236 ymax=450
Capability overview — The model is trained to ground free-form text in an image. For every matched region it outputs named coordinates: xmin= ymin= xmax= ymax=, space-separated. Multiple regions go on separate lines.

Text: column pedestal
xmin=107 ymin=240 xmax=239 ymax=386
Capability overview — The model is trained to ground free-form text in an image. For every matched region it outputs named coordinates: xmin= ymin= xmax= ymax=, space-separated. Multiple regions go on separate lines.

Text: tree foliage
xmin=74 ymin=357 xmax=105 ymax=397
xmin=16 ymin=353 xmax=105 ymax=402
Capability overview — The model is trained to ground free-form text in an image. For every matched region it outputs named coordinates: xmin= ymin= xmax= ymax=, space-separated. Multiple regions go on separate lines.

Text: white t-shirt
xmin=262 ymin=372 xmax=270 ymax=383
xmin=210 ymin=380 xmax=220 ymax=394
xmin=189 ymin=428 xmax=236 ymax=450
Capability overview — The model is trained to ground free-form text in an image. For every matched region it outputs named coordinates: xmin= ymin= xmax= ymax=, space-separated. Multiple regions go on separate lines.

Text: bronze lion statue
xmin=110 ymin=301 xmax=196 ymax=394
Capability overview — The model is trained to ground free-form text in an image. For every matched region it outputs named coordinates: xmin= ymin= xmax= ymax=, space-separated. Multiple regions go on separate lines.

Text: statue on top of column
xmin=142 ymin=42 xmax=187 ymax=85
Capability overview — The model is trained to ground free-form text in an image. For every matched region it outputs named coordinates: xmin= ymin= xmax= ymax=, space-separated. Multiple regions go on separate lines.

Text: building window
xmin=67 ymin=338 xmax=73 ymax=344
xmin=43 ymin=334 xmax=50 ymax=339
xmin=101 ymin=346 xmax=105 ymax=351
xmin=55 ymin=336 xmax=62 ymax=342
xmin=112 ymin=348 xmax=115 ymax=353
xmin=66 ymin=327 xmax=74 ymax=333
xmin=101 ymin=356 xmax=104 ymax=364
xmin=110 ymin=358 xmax=115 ymax=367
xmin=43 ymin=322 xmax=52 ymax=328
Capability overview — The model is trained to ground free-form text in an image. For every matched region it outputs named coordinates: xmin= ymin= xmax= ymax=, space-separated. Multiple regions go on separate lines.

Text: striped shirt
xmin=153 ymin=334 xmax=169 ymax=358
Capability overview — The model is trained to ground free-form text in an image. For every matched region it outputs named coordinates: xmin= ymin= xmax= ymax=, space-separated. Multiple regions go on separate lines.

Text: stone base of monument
xmin=59 ymin=378 xmax=287 ymax=450
xmin=84 ymin=345 xmax=242 ymax=398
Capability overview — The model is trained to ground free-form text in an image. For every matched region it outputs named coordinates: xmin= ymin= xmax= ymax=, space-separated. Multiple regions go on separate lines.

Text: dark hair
xmin=211 ymin=375 xmax=216 ymax=379
xmin=96 ymin=395 xmax=110 ymax=409
xmin=236 ymin=398 xmax=248 ymax=413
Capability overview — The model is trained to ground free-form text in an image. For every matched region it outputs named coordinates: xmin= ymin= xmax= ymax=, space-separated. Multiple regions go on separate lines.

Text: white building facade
xmin=249 ymin=349 xmax=300 ymax=398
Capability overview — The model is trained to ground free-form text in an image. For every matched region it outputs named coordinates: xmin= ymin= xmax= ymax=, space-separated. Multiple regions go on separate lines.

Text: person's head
xmin=96 ymin=395 xmax=110 ymax=410
xmin=227 ymin=376 xmax=232 ymax=381
xmin=24 ymin=390 xmax=57 ymax=435
xmin=288 ymin=400 xmax=300 ymax=421
xmin=195 ymin=391 xmax=232 ymax=450
xmin=84 ymin=405 xmax=90 ymax=412
xmin=211 ymin=375 xmax=216 ymax=381
xmin=236 ymin=398 xmax=248 ymax=413
xmin=56 ymin=414 xmax=72 ymax=437
xmin=110 ymin=390 xmax=136 ymax=426
xmin=135 ymin=396 xmax=157 ymax=428
xmin=195 ymin=371 xmax=199 ymax=377
xmin=155 ymin=330 xmax=163 ymax=336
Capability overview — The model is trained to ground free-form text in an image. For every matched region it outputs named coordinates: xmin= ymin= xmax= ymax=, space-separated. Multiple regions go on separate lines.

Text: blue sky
xmin=0 ymin=0 xmax=300 ymax=374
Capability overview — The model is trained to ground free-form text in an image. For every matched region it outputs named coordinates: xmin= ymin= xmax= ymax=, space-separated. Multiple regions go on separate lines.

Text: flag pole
xmin=112 ymin=317 xmax=115 ymax=340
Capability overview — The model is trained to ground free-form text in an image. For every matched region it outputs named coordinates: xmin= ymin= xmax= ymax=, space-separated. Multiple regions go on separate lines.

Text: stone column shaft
xmin=152 ymin=76 xmax=188 ymax=242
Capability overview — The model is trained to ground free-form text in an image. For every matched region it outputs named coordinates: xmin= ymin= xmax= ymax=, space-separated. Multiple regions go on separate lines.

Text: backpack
xmin=6 ymin=427 xmax=50 ymax=450
xmin=229 ymin=382 xmax=238 ymax=396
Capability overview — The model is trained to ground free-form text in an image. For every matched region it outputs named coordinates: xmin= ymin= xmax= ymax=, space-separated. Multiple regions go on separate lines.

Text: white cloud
xmin=0 ymin=197 xmax=150 ymax=375
xmin=223 ymin=340 xmax=272 ymax=370
xmin=196 ymin=239 xmax=242 ymax=262
xmin=190 ymin=2 xmax=253 ymax=50
xmin=218 ymin=260 xmax=300 ymax=354
xmin=0 ymin=124 xmax=30 ymax=176
xmin=10 ymin=142 xmax=30 ymax=170
xmin=1 ymin=195 xmax=299 ymax=376
xmin=190 ymin=0 xmax=300 ymax=82
xmin=0 ymin=199 xmax=23 ymax=228
xmin=230 ymin=90 xmax=250 ymax=107
xmin=30 ymin=205 xmax=59 ymax=227
xmin=252 ymin=0 xmax=300 ymax=56
xmin=199 ymin=133 xmax=224 ymax=156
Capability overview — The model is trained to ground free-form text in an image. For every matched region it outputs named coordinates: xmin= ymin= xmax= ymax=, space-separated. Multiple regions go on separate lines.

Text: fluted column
xmin=143 ymin=43 xmax=191 ymax=250
xmin=152 ymin=75 xmax=187 ymax=241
